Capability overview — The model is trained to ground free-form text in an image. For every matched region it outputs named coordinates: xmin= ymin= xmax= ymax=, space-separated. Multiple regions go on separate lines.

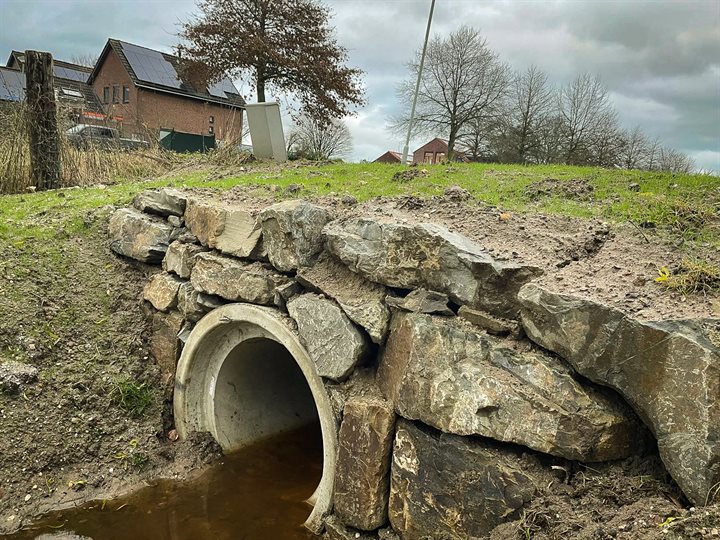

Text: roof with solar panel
xmin=89 ymin=39 xmax=244 ymax=108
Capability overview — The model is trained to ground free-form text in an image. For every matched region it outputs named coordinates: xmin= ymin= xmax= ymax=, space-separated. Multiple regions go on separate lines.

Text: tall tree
xmin=557 ymin=73 xmax=614 ymax=164
xmin=505 ymin=65 xmax=555 ymax=163
xmin=394 ymin=26 xmax=511 ymax=158
xmin=289 ymin=116 xmax=353 ymax=160
xmin=618 ymin=126 xmax=648 ymax=170
xmin=178 ymin=0 xmax=364 ymax=122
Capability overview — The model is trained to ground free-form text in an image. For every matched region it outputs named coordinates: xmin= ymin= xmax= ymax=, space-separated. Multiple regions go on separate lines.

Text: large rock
xmin=518 ymin=283 xmax=720 ymax=505
xmin=191 ymin=252 xmax=291 ymax=305
xmin=108 ymin=208 xmax=174 ymax=264
xmin=184 ymin=199 xmax=261 ymax=258
xmin=335 ymin=397 xmax=396 ymax=530
xmin=324 ymin=516 xmax=378 ymax=540
xmin=324 ymin=218 xmax=542 ymax=318
xmin=143 ymin=273 xmax=183 ymax=311
xmin=297 ymin=254 xmax=390 ymax=343
xmin=287 ymin=294 xmax=368 ymax=381
xmin=133 ymin=188 xmax=187 ymax=217
xmin=260 ymin=200 xmax=330 ymax=271
xmin=378 ymin=312 xmax=643 ymax=462
xmin=389 ymin=420 xmax=549 ymax=538
xmin=163 ymin=241 xmax=207 ymax=279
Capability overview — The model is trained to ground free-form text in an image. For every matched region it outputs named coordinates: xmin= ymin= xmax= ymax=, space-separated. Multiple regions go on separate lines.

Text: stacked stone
xmin=108 ymin=188 xmax=720 ymax=539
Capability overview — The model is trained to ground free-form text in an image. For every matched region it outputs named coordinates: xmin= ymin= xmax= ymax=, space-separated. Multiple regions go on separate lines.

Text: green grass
xmin=111 ymin=376 xmax=154 ymax=418
xmin=1 ymin=161 xmax=718 ymax=245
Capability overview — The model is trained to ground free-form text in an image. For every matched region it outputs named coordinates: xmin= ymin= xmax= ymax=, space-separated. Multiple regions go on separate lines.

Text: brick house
xmin=88 ymin=39 xmax=244 ymax=142
xmin=412 ymin=138 xmax=451 ymax=164
xmin=2 ymin=51 xmax=105 ymax=124
xmin=373 ymin=150 xmax=403 ymax=163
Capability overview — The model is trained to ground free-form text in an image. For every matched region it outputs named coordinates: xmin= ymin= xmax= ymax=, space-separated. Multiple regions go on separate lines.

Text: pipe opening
xmin=174 ymin=304 xmax=337 ymax=532
xmin=213 ymin=337 xmax=321 ymax=451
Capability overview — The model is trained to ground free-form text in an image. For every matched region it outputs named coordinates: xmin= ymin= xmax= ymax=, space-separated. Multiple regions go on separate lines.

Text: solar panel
xmin=53 ymin=65 xmax=89 ymax=83
xmin=208 ymin=77 xmax=239 ymax=98
xmin=0 ymin=68 xmax=25 ymax=102
xmin=121 ymin=42 xmax=183 ymax=89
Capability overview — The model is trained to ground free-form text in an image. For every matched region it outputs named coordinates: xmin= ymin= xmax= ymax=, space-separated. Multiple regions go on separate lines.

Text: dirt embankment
xmin=0 ymin=188 xmax=718 ymax=538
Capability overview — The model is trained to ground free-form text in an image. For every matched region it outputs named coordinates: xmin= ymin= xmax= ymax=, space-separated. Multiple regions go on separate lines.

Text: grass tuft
xmin=110 ymin=376 xmax=154 ymax=418
xmin=656 ymin=258 xmax=720 ymax=294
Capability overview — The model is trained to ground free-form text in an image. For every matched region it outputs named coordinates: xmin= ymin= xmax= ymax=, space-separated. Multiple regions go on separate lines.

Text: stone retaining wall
xmin=108 ymin=188 xmax=720 ymax=539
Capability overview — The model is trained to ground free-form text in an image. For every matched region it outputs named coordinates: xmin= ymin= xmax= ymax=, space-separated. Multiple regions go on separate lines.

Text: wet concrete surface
xmin=5 ymin=424 xmax=322 ymax=540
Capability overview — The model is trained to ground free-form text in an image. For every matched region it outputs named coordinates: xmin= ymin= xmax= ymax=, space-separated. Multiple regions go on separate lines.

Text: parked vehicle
xmin=65 ymin=124 xmax=149 ymax=150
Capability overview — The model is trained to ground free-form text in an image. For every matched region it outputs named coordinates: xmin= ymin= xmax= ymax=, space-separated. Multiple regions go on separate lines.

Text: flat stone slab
xmin=334 ymin=397 xmax=396 ymax=530
xmin=133 ymin=188 xmax=187 ymax=217
xmin=287 ymin=294 xmax=368 ymax=381
xmin=185 ymin=199 xmax=261 ymax=258
xmin=297 ymin=254 xmax=390 ymax=344
xmin=378 ymin=311 xmax=644 ymax=461
xmin=260 ymin=200 xmax=330 ymax=272
xmin=191 ymin=251 xmax=291 ymax=306
xmin=385 ymin=288 xmax=453 ymax=316
xmin=108 ymin=208 xmax=174 ymax=264
xmin=150 ymin=310 xmax=184 ymax=377
xmin=389 ymin=420 xmax=550 ymax=538
xmin=518 ymin=283 xmax=720 ymax=505
xmin=324 ymin=218 xmax=542 ymax=318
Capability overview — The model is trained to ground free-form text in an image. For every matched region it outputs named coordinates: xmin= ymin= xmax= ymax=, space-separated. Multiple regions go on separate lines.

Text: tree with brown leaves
xmin=177 ymin=0 xmax=364 ymax=123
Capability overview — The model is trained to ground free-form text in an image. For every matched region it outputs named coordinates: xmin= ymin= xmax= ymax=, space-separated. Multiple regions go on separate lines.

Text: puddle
xmin=7 ymin=424 xmax=322 ymax=540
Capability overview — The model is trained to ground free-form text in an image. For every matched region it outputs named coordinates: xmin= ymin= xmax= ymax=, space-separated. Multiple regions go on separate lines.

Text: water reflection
xmin=9 ymin=424 xmax=322 ymax=540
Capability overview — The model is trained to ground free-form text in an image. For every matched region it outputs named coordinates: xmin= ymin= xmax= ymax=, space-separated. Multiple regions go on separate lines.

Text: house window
xmin=424 ymin=151 xmax=434 ymax=164
xmin=208 ymin=126 xmax=214 ymax=135
xmin=112 ymin=85 xmax=119 ymax=104
xmin=103 ymin=86 xmax=110 ymax=104
xmin=122 ymin=86 xmax=130 ymax=103
xmin=436 ymin=152 xmax=446 ymax=162
xmin=209 ymin=115 xmax=214 ymax=124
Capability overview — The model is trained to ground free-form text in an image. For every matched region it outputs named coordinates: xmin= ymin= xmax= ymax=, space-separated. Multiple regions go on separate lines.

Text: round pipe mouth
xmin=174 ymin=303 xmax=337 ymax=533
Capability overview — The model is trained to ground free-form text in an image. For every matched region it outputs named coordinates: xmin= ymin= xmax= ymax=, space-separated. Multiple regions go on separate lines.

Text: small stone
xmin=0 ymin=360 xmax=39 ymax=395
xmin=24 ymin=494 xmax=30 ymax=502
xmin=341 ymin=195 xmax=358 ymax=206
xmin=177 ymin=282 xmax=205 ymax=322
xmin=443 ymin=185 xmax=471 ymax=201
xmin=628 ymin=182 xmax=641 ymax=192
xmin=167 ymin=215 xmax=183 ymax=228
xmin=168 ymin=429 xmax=179 ymax=442
xmin=385 ymin=289 xmax=453 ymax=316
xmin=458 ymin=305 xmax=519 ymax=336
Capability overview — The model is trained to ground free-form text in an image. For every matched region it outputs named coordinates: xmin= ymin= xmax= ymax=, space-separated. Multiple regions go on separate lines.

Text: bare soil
xmin=1 ymin=188 xmax=717 ymax=538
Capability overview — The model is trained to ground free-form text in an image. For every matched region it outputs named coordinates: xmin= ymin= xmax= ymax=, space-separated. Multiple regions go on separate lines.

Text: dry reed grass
xmin=0 ymin=103 xmax=175 ymax=194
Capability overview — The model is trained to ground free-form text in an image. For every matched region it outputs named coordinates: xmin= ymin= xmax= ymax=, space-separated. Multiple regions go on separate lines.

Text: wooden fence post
xmin=25 ymin=50 xmax=61 ymax=191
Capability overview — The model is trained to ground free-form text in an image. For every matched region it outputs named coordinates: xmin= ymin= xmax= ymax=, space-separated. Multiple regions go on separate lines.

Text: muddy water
xmin=9 ymin=424 xmax=322 ymax=540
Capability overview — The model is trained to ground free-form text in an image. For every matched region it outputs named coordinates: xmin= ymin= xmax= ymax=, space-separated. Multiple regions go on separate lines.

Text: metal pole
xmin=401 ymin=0 xmax=436 ymax=165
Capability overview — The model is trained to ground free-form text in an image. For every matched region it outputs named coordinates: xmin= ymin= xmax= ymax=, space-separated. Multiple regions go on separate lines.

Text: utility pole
xmin=25 ymin=50 xmax=61 ymax=190
xmin=401 ymin=0 xmax=436 ymax=165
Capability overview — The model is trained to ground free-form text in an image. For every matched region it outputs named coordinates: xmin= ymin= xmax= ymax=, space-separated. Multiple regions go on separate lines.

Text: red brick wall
xmin=137 ymin=89 xmax=243 ymax=142
xmin=92 ymin=48 xmax=242 ymax=142
xmin=91 ymin=49 xmax=137 ymax=132
xmin=412 ymin=139 xmax=449 ymax=164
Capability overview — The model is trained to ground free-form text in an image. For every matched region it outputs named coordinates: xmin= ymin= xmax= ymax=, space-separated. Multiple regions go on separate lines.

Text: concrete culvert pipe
xmin=173 ymin=303 xmax=337 ymax=532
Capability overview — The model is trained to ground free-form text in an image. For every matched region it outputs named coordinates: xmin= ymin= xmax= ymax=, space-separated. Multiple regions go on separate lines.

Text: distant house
xmin=413 ymin=138 xmax=449 ymax=164
xmin=373 ymin=150 xmax=403 ymax=163
xmin=88 ymin=39 xmax=244 ymax=142
xmin=1 ymin=51 xmax=104 ymax=123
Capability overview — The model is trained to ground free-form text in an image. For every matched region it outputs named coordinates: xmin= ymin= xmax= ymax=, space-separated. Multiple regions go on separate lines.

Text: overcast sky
xmin=1 ymin=0 xmax=718 ymax=171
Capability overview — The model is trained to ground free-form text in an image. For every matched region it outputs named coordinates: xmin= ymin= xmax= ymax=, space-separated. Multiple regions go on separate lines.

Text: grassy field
xmin=1 ymin=160 xmax=718 ymax=247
